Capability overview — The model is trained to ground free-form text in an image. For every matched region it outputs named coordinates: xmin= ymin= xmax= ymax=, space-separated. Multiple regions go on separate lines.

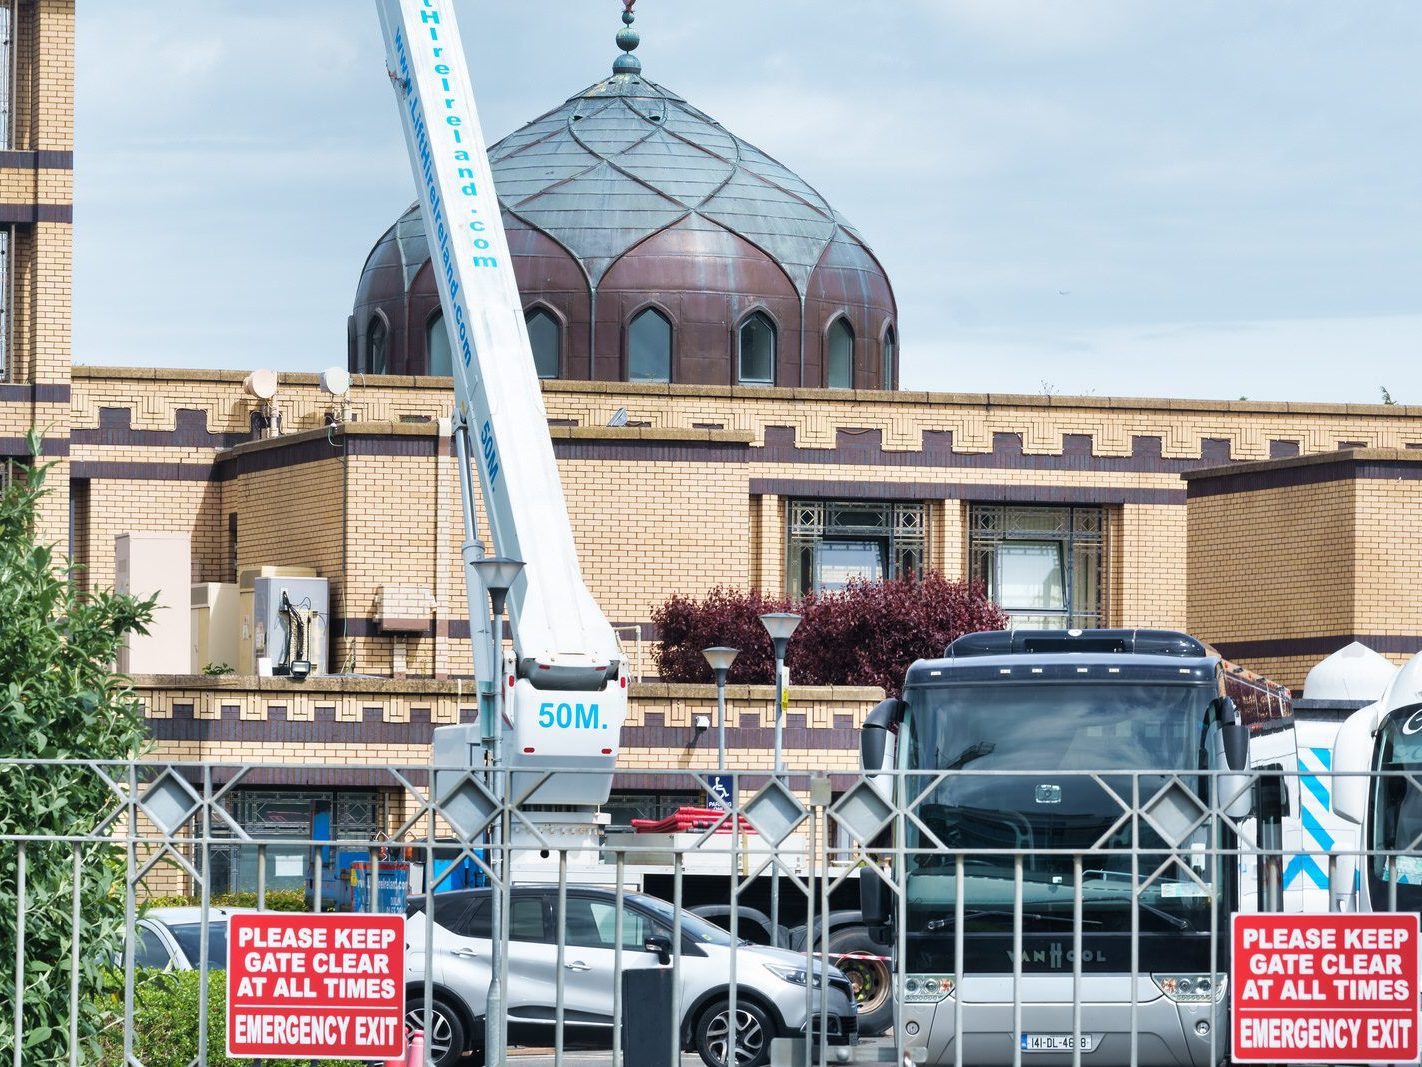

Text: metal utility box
xmin=251 ymin=575 xmax=329 ymax=677
xmin=191 ymin=582 xmax=240 ymax=674
xmin=238 ymin=566 xmax=317 ymax=674
xmin=115 ymin=533 xmax=191 ymax=675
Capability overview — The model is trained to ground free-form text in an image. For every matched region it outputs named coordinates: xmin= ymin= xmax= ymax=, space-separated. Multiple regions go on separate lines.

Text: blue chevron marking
xmin=1284 ymin=854 xmax=1327 ymax=890
xmin=1300 ymin=773 xmax=1330 ymax=811
xmin=1312 ymin=746 xmax=1332 ymax=771
xmin=1301 ymin=805 xmax=1336 ymax=852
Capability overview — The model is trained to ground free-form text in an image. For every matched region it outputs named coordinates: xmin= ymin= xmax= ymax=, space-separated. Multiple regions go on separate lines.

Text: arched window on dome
xmin=427 ymin=310 xmax=452 ymax=377
xmin=366 ymin=314 xmax=388 ymax=375
xmin=881 ymin=324 xmax=897 ymax=389
xmin=827 ymin=317 xmax=854 ymax=389
xmin=628 ymin=307 xmax=672 ymax=383
xmin=737 ymin=311 xmax=776 ymax=385
xmin=525 ymin=307 xmax=561 ymax=379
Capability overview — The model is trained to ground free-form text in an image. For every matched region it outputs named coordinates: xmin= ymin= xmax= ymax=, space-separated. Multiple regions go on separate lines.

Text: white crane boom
xmin=376 ymin=0 xmax=626 ymax=804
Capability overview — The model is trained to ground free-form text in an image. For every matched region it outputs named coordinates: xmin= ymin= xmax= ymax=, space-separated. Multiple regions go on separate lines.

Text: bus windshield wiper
xmin=943 ymin=741 xmax=996 ymax=770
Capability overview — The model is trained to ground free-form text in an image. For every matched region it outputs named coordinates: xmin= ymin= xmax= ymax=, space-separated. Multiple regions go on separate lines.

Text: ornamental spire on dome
xmin=613 ymin=0 xmax=642 ymax=77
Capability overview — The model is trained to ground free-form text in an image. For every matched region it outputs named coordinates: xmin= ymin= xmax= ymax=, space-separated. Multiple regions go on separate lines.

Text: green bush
xmin=0 ymin=445 xmax=156 ymax=1064
xmin=101 ymin=970 xmax=363 ymax=1067
xmin=142 ymin=890 xmax=310 ymax=913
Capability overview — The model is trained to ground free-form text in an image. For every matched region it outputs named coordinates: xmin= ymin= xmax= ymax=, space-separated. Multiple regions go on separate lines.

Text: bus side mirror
xmin=859 ymin=865 xmax=892 ymax=944
xmin=1332 ymin=708 xmax=1377 ymax=826
xmin=861 ymin=697 xmax=904 ymax=774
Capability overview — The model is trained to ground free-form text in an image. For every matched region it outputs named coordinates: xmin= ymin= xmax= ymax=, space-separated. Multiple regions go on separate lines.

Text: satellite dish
xmin=608 ymin=407 xmax=629 ymax=428
xmin=242 ymin=369 xmax=279 ymax=400
xmin=320 ymin=366 xmax=352 ymax=397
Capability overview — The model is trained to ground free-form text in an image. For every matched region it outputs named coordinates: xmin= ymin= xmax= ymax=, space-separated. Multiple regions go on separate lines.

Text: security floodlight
xmin=702 ymin=646 xmax=739 ymax=674
xmin=608 ymin=407 xmax=629 ymax=427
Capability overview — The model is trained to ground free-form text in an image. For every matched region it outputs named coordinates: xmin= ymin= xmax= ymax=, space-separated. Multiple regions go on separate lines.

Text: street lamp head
xmin=758 ymin=612 xmax=801 ymax=643
xmin=473 ymin=556 xmax=526 ymax=595
xmin=473 ymin=555 xmax=525 ymax=616
xmin=702 ymin=646 xmax=740 ymax=674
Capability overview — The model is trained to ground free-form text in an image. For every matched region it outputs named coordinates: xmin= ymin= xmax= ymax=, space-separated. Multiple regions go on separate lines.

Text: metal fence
xmin=1 ymin=758 xmax=1411 ymax=1067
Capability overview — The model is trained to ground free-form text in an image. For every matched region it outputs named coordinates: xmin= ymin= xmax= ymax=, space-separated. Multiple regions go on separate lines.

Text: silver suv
xmin=405 ymin=886 xmax=859 ymax=1067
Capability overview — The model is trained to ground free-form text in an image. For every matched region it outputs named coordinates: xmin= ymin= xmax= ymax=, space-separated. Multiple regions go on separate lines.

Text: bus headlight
xmin=904 ymin=974 xmax=956 ymax=1003
xmin=1152 ymin=973 xmax=1226 ymax=1003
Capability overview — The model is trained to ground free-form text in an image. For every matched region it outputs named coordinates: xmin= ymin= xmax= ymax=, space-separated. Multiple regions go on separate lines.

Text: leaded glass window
xmin=881 ymin=325 xmax=896 ymax=389
xmin=787 ymin=500 xmax=926 ymax=597
xmin=366 ymin=315 xmax=388 ymax=375
xmin=526 ymin=307 xmax=561 ymax=379
xmin=738 ymin=311 xmax=776 ymax=384
xmin=629 ymin=307 xmax=672 ymax=382
xmin=969 ymin=505 xmax=1105 ymax=629
xmin=827 ymin=318 xmax=853 ymax=389
xmin=427 ymin=310 xmax=452 ymax=376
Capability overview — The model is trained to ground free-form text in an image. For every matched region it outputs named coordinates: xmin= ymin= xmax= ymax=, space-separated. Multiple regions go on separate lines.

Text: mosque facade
xmin=3 ymin=1 xmax=1421 ymax=889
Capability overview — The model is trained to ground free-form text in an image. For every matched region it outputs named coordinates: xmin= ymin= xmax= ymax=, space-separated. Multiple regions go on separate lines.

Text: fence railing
xmin=0 ymin=758 xmax=1414 ymax=1067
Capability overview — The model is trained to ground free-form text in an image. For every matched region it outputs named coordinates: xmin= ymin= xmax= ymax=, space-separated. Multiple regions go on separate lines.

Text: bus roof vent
xmin=946 ymin=629 xmax=1206 ymax=658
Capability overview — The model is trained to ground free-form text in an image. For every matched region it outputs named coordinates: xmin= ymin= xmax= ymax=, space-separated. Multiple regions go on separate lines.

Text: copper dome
xmin=352 ymin=39 xmax=898 ymax=390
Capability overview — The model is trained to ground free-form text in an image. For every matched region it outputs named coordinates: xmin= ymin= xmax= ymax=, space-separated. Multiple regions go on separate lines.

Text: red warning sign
xmin=226 ymin=913 xmax=405 ymax=1061
xmin=1232 ymin=914 xmax=1420 ymax=1064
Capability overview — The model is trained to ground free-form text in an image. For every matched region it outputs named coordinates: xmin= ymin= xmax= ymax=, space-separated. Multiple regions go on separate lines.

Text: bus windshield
xmin=1369 ymin=704 xmax=1422 ymax=902
xmin=902 ymin=682 xmax=1217 ymax=936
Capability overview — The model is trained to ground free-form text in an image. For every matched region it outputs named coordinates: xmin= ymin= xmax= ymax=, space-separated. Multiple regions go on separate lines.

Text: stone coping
xmin=129 ymin=675 xmax=885 ymax=702
xmin=1181 ymin=447 xmax=1422 ymax=482
xmin=71 ymin=365 xmax=1422 ymax=418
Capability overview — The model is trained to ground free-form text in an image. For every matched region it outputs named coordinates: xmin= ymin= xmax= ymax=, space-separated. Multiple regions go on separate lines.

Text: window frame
xmin=826 ymin=316 xmax=854 ymax=389
xmin=786 ymin=499 xmax=927 ymax=598
xmin=969 ymin=504 xmax=1107 ymax=629
xmin=425 ymin=308 xmax=453 ymax=377
xmin=736 ymin=309 xmax=777 ymax=385
xmin=627 ymin=304 xmax=674 ymax=384
xmin=880 ymin=321 xmax=897 ymax=389
xmin=524 ymin=303 xmax=564 ymax=380
xmin=365 ymin=312 xmax=390 ymax=376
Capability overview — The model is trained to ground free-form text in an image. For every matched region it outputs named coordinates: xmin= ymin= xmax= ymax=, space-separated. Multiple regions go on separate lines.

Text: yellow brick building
xmin=8 ymin=1 xmax=1422 ymax=893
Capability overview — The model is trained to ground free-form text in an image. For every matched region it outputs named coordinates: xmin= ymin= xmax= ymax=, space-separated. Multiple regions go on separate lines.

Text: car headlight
xmin=904 ymin=974 xmax=956 ymax=1003
xmin=766 ymin=964 xmax=814 ymax=986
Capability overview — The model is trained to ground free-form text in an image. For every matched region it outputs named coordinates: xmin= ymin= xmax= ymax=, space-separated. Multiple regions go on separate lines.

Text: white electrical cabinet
xmin=191 ymin=582 xmax=240 ymax=674
xmin=251 ymin=576 xmax=329 ymax=678
xmin=115 ymin=533 xmax=191 ymax=675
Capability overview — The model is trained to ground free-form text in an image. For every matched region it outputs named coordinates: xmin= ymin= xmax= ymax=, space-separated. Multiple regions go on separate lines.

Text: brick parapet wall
xmin=132 ymin=677 xmax=882 ymax=777
xmin=1186 ymin=449 xmax=1422 ymax=689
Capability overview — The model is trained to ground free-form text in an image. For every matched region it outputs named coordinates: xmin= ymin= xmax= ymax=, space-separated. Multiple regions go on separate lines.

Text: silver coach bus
xmin=858 ymin=629 xmax=1298 ymax=1067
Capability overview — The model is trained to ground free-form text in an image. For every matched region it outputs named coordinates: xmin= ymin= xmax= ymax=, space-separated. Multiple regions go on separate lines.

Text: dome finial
xmin=613 ymin=0 xmax=641 ymax=76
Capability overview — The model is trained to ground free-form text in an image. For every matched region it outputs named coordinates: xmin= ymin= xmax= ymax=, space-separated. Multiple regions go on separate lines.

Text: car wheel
xmin=405 ymin=995 xmax=475 ymax=1067
xmin=694 ymin=998 xmax=772 ymax=1067
xmin=829 ymin=924 xmax=893 ymax=1036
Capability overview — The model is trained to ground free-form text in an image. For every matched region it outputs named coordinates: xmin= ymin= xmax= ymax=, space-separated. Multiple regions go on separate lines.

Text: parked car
xmin=405 ymin=886 xmax=859 ymax=1067
xmin=127 ymin=906 xmax=261 ymax=971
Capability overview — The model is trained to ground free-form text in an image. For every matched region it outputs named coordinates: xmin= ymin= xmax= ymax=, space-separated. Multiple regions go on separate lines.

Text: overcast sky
xmin=74 ymin=2 xmax=1422 ymax=404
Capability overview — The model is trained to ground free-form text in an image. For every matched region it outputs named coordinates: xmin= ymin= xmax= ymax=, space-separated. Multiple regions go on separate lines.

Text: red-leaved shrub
xmin=652 ymin=573 xmax=1009 ymax=695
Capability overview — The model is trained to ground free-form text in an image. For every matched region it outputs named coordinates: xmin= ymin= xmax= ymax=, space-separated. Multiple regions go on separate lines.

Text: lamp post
xmin=472 ymin=555 xmax=523 ymax=1067
xmin=701 ymin=646 xmax=739 ymax=771
xmin=758 ymin=612 xmax=801 ymax=775
xmin=758 ymin=612 xmax=800 ymax=949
